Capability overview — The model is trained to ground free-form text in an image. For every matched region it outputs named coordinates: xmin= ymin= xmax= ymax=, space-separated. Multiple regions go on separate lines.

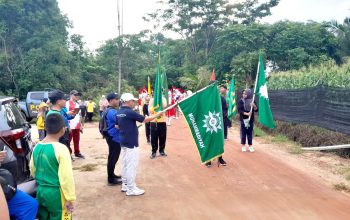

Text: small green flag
xmin=227 ymin=79 xmax=236 ymax=120
xmin=153 ymin=53 xmax=163 ymax=112
xmin=255 ymin=52 xmax=275 ymax=129
xmin=178 ymin=83 xmax=224 ymax=163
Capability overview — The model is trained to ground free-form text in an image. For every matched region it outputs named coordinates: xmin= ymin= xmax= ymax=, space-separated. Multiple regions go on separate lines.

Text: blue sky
xmin=58 ymin=0 xmax=350 ymax=50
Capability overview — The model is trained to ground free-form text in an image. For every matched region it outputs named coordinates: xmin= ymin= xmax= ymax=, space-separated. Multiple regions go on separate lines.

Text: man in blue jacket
xmin=104 ymin=92 xmax=122 ymax=185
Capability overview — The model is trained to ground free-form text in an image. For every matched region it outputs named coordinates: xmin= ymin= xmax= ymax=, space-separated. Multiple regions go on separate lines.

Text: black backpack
xmin=99 ymin=107 xmax=112 ymax=138
xmin=0 ymin=168 xmax=17 ymax=201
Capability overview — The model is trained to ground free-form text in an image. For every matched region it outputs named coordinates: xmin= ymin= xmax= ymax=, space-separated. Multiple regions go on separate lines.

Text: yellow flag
xmin=147 ymin=76 xmax=151 ymax=95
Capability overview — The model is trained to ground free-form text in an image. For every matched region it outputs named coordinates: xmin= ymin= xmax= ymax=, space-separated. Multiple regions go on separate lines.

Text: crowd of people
xmin=1 ymin=84 xmax=258 ymax=219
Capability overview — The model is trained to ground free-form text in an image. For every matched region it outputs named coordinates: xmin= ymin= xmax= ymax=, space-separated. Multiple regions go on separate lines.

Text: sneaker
xmin=108 ymin=178 xmax=122 ymax=186
xmin=150 ymin=153 xmax=156 ymax=159
xmin=75 ymin=153 xmax=85 ymax=159
xmin=249 ymin=146 xmax=255 ymax=152
xmin=159 ymin=152 xmax=167 ymax=157
xmin=121 ymin=184 xmax=128 ymax=192
xmin=242 ymin=146 xmax=247 ymax=152
xmin=126 ymin=187 xmax=145 ymax=196
xmin=218 ymin=158 xmax=227 ymax=166
xmin=205 ymin=161 xmax=212 ymax=168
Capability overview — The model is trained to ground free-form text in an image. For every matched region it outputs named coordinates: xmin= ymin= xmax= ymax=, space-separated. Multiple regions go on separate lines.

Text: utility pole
xmin=117 ymin=0 xmax=123 ymax=94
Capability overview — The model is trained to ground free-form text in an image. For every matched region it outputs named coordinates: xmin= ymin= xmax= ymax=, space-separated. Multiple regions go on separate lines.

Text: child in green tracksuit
xmin=30 ymin=113 xmax=76 ymax=220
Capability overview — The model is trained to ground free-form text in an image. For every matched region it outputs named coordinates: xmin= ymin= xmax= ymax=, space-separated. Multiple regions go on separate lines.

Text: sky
xmin=57 ymin=0 xmax=350 ymax=51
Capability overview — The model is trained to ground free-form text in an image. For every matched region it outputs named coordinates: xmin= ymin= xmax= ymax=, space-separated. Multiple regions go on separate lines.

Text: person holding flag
xmin=148 ymin=52 xmax=168 ymax=159
xmin=238 ymin=51 xmax=275 ymax=152
xmin=237 ymin=89 xmax=258 ymax=152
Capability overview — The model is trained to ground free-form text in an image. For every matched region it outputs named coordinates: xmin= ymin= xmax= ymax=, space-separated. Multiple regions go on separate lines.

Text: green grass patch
xmin=254 ymin=126 xmax=267 ymax=137
xmin=271 ymin=134 xmax=289 ymax=143
xmin=287 ymin=144 xmax=303 ymax=155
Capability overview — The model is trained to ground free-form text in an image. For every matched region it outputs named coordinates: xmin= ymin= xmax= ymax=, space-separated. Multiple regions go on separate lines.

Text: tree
xmin=228 ymin=0 xmax=280 ymax=25
xmin=0 ymin=0 xmax=70 ymax=97
xmin=327 ymin=17 xmax=350 ymax=58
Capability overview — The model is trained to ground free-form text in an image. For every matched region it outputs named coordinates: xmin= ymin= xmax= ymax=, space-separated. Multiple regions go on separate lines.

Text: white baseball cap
xmin=120 ymin=93 xmax=138 ymax=102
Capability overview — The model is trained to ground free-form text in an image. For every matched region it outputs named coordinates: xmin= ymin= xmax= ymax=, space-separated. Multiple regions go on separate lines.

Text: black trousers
xmin=59 ymin=129 xmax=70 ymax=151
xmin=223 ymin=116 xmax=229 ymax=139
xmin=145 ymin=122 xmax=150 ymax=142
xmin=150 ymin=122 xmax=167 ymax=154
xmin=86 ymin=112 xmax=93 ymax=122
xmin=240 ymin=121 xmax=254 ymax=145
xmin=105 ymin=136 xmax=121 ymax=180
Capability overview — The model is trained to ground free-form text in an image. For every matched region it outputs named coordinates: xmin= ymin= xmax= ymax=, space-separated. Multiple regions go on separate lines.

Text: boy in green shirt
xmin=30 ymin=114 xmax=76 ymax=220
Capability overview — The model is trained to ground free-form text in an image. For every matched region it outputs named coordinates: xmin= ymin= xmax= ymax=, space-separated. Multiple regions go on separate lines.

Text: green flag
xmin=178 ymin=83 xmax=224 ymax=163
xmin=161 ymin=70 xmax=169 ymax=107
xmin=226 ymin=79 xmax=236 ymax=120
xmin=255 ymin=52 xmax=275 ymax=129
xmin=152 ymin=53 xmax=163 ymax=112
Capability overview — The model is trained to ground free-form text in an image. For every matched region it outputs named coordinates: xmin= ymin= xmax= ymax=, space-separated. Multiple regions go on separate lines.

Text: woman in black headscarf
xmin=237 ymin=89 xmax=258 ymax=152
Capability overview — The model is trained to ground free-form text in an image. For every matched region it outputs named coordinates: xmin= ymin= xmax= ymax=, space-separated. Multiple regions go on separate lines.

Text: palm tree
xmin=327 ymin=17 xmax=350 ymax=58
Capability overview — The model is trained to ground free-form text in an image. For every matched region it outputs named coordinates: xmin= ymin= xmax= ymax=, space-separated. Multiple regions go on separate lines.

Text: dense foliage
xmin=0 ymin=0 xmax=349 ymax=99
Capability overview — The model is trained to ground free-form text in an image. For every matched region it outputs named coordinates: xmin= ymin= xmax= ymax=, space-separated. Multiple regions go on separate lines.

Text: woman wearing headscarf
xmin=237 ymin=89 xmax=258 ymax=152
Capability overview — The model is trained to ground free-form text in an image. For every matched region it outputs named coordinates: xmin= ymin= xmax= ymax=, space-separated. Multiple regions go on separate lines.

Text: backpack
xmin=0 ymin=168 xmax=17 ymax=201
xmin=99 ymin=107 xmax=112 ymax=138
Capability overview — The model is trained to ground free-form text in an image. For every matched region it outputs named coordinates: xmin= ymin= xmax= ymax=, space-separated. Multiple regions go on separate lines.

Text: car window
xmin=0 ymin=102 xmax=26 ymax=132
xmin=29 ymin=92 xmax=44 ymax=101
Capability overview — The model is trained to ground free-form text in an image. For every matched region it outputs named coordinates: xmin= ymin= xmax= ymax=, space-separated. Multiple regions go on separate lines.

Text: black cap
xmin=49 ymin=90 xmax=65 ymax=101
xmin=70 ymin=90 xmax=82 ymax=96
xmin=106 ymin=92 xmax=119 ymax=101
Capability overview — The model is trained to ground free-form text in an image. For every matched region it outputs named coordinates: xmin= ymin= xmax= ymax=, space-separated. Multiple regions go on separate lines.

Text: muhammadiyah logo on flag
xmin=203 ymin=111 xmax=222 ymax=133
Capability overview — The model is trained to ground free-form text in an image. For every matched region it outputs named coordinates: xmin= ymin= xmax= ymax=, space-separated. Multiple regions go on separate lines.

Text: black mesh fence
xmin=266 ymin=86 xmax=350 ymax=135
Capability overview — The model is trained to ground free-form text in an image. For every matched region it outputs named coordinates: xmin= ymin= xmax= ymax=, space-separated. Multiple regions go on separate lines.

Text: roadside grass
xmin=254 ymin=127 xmax=267 ymax=137
xmin=287 ymin=144 xmax=303 ymax=155
xmin=255 ymin=127 xmax=303 ymax=155
xmin=73 ymin=163 xmax=98 ymax=172
xmin=271 ymin=134 xmax=289 ymax=143
xmin=334 ymin=183 xmax=350 ymax=192
xmin=334 ymin=166 xmax=350 ymax=181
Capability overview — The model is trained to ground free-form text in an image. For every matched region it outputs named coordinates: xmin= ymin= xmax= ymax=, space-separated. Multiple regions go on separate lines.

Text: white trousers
xmin=121 ymin=146 xmax=139 ymax=190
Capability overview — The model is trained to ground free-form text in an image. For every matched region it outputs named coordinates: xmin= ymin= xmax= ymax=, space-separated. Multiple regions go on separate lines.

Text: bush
xmin=257 ymin=120 xmax=350 ymax=157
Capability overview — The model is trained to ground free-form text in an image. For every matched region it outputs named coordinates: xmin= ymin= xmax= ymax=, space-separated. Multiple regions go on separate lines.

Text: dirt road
xmin=71 ymin=117 xmax=350 ymax=220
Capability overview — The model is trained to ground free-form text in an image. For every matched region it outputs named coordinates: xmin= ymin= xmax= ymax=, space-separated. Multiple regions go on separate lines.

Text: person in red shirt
xmin=67 ymin=90 xmax=85 ymax=159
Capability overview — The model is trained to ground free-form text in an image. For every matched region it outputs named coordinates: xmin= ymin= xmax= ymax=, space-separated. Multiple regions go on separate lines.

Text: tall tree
xmin=0 ymin=0 xmax=70 ymax=97
xmin=228 ymin=0 xmax=280 ymax=25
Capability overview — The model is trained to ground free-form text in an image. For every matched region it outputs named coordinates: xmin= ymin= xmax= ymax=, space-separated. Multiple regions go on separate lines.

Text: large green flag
xmin=178 ymin=83 xmax=224 ymax=163
xmin=153 ymin=53 xmax=163 ymax=112
xmin=226 ymin=79 xmax=236 ymax=120
xmin=255 ymin=52 xmax=275 ymax=129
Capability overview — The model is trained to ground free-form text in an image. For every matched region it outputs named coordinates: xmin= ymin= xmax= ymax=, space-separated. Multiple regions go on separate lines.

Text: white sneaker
xmin=126 ymin=187 xmax=145 ymax=196
xmin=121 ymin=184 xmax=127 ymax=192
xmin=249 ymin=146 xmax=255 ymax=152
xmin=242 ymin=146 xmax=247 ymax=152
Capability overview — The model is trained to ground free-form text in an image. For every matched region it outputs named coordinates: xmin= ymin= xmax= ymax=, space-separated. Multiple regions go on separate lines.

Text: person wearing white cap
xmin=117 ymin=93 xmax=166 ymax=196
